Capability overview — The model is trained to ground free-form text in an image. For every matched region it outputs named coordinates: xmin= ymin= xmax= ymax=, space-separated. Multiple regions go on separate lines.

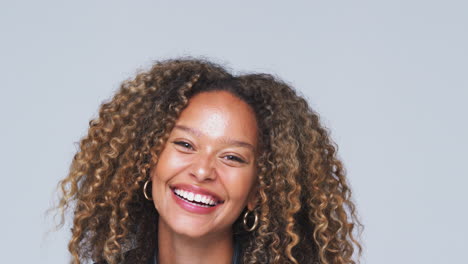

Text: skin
xmin=151 ymin=91 xmax=259 ymax=264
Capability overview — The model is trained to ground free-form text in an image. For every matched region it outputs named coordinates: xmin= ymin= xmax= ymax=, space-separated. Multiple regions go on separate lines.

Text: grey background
xmin=1 ymin=0 xmax=466 ymax=263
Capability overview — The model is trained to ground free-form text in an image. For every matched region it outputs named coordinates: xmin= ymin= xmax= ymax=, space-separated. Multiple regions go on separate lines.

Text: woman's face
xmin=151 ymin=91 xmax=258 ymax=239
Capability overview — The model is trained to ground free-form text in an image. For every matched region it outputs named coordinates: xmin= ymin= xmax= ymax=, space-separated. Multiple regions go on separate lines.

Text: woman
xmin=56 ymin=58 xmax=362 ymax=264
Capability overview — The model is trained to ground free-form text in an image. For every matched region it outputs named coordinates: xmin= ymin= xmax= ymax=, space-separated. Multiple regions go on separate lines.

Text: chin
xmin=161 ymin=216 xmax=230 ymax=240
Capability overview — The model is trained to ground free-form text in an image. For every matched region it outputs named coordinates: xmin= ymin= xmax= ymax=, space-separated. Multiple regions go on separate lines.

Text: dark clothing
xmin=151 ymin=238 xmax=241 ymax=264
xmin=94 ymin=238 xmax=241 ymax=264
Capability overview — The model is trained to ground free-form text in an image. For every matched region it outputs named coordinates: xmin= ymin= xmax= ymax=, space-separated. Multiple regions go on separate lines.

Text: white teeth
xmin=173 ymin=188 xmax=218 ymax=206
xmin=187 ymin=192 xmax=194 ymax=201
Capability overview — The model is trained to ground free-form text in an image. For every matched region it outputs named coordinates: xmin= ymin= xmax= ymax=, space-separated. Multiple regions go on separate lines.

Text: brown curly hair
xmin=54 ymin=58 xmax=362 ymax=264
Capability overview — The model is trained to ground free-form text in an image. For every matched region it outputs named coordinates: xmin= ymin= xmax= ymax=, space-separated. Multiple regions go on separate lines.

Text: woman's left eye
xmin=224 ymin=155 xmax=246 ymax=164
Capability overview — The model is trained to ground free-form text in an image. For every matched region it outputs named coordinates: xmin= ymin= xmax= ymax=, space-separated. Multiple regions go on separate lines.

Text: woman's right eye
xmin=173 ymin=141 xmax=194 ymax=150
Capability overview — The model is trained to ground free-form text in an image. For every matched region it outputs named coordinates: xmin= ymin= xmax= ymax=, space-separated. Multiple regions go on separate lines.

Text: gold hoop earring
xmin=143 ymin=180 xmax=153 ymax=201
xmin=243 ymin=210 xmax=258 ymax=232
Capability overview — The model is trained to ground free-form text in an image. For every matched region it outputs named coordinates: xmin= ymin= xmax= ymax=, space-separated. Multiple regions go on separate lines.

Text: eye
xmin=223 ymin=155 xmax=246 ymax=164
xmin=173 ymin=141 xmax=194 ymax=150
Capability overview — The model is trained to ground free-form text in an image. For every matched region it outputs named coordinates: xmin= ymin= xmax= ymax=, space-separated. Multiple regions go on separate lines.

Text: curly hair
xmin=54 ymin=58 xmax=362 ymax=264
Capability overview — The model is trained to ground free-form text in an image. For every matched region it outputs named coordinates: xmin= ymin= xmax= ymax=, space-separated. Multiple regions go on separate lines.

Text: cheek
xmin=152 ymin=148 xmax=190 ymax=181
xmin=222 ymin=169 xmax=257 ymax=201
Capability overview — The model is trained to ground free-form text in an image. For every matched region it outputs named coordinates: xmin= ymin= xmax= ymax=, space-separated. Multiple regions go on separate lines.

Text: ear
xmin=149 ymin=165 xmax=158 ymax=181
xmin=246 ymin=186 xmax=258 ymax=211
xmin=149 ymin=156 xmax=159 ymax=180
xmin=151 ymin=155 xmax=159 ymax=166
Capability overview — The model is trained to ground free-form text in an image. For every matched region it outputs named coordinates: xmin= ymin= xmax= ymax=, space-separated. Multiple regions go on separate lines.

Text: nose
xmin=190 ymin=153 xmax=216 ymax=182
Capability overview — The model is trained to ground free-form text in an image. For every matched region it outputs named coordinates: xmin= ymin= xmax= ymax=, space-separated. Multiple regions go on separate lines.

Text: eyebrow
xmin=174 ymin=125 xmax=256 ymax=151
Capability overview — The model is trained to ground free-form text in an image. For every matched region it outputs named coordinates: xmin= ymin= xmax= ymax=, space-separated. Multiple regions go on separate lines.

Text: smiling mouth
xmin=172 ymin=188 xmax=224 ymax=207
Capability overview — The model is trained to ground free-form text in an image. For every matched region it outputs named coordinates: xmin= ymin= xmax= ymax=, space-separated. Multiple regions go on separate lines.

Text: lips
xmin=170 ymin=184 xmax=225 ymax=213
xmin=170 ymin=184 xmax=224 ymax=204
xmin=173 ymin=188 xmax=218 ymax=207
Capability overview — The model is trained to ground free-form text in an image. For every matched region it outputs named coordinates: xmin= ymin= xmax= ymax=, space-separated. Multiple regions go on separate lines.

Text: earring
xmin=243 ymin=210 xmax=258 ymax=232
xmin=143 ymin=180 xmax=153 ymax=201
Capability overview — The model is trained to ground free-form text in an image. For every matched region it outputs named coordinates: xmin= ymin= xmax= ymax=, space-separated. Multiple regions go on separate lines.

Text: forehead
xmin=175 ymin=91 xmax=258 ymax=146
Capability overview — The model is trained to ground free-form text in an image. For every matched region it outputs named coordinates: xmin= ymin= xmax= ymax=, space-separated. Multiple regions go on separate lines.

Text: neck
xmin=157 ymin=220 xmax=234 ymax=264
